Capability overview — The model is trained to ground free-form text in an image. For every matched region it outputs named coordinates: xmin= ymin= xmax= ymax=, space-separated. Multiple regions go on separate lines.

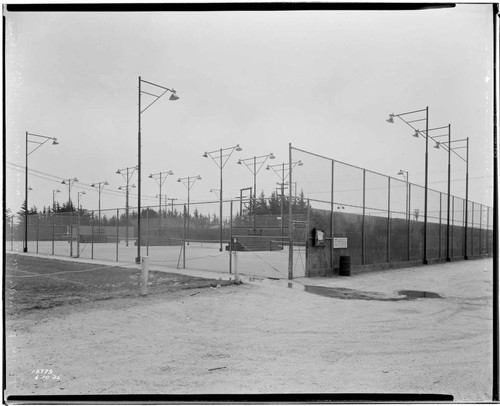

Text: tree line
xmin=13 ymin=189 xmax=310 ymax=226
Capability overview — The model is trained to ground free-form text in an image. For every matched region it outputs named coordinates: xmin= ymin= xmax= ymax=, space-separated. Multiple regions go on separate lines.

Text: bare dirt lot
xmin=4 ymin=255 xmax=494 ymax=402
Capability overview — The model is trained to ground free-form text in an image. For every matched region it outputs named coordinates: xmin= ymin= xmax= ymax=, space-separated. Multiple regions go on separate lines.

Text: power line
xmin=6 ymin=162 xmax=160 ymax=202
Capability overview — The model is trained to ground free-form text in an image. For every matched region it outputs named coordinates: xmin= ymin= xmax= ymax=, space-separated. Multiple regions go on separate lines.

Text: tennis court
xmin=9 ymin=238 xmax=307 ymax=280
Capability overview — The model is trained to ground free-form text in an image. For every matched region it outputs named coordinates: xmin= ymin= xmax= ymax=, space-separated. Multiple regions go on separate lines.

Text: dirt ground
xmin=5 ymin=254 xmax=232 ymax=314
xmin=4 ymin=256 xmax=494 ymax=401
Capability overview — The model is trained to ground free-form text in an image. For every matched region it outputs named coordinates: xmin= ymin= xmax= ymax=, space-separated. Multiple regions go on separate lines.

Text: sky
xmin=4 ymin=4 xmax=496 ymax=220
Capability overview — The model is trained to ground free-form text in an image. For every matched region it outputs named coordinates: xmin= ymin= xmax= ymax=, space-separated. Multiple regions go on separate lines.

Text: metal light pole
xmin=177 ymin=175 xmax=202 ymax=244
xmin=266 ymin=160 xmax=303 ymax=242
xmin=117 ymin=165 xmax=137 ymax=247
xmin=203 ymin=144 xmax=242 ymax=251
xmin=431 ymin=129 xmax=470 ymax=261
xmin=387 ymin=107 xmax=432 ymax=264
xmin=149 ymin=170 xmax=174 ymax=231
xmin=137 ymin=76 xmax=179 ymax=263
xmin=24 ymin=132 xmax=59 ymax=252
xmin=118 ymin=184 xmax=136 ymax=246
xmin=77 ymin=191 xmax=86 ymax=211
xmin=91 ymin=181 xmax=108 ymax=236
xmin=61 ymin=177 xmax=78 ymax=209
xmin=167 ymin=198 xmax=178 ymax=216
xmin=435 ymin=136 xmax=470 ymax=259
xmin=52 ymin=189 xmax=61 ymax=212
xmin=237 ymin=153 xmax=275 ymax=232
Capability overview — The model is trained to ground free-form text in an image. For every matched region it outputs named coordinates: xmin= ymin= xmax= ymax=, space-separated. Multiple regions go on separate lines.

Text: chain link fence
xmin=7 ymin=145 xmax=493 ymax=279
xmin=291 ymin=145 xmax=493 ymax=273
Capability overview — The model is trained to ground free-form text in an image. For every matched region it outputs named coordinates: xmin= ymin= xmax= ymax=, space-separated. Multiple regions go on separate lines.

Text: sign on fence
xmin=333 ymin=237 xmax=348 ymax=249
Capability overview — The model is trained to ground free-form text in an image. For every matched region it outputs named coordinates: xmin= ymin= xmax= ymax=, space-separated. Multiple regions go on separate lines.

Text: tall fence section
xmin=7 ymin=145 xmax=493 ymax=279
xmin=291 ymin=145 xmax=493 ymax=277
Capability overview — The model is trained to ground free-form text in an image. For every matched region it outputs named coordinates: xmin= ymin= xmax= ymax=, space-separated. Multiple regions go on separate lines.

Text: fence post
xmin=140 ymin=256 xmax=149 ymax=296
xmin=229 ymin=200 xmax=233 ymax=274
xmin=76 ymin=207 xmax=80 ymax=258
xmin=408 ymin=183 xmax=411 ymax=261
xmin=487 ymin=206 xmax=490 ymax=256
xmin=331 ymin=160 xmax=334 ymax=273
xmin=288 ymin=143 xmax=293 ymax=280
xmin=52 ymin=213 xmax=55 ymax=255
xmin=36 ymin=215 xmax=40 ymax=254
xmin=11 ymin=216 xmax=14 ymax=251
xmin=451 ymin=198 xmax=455 ymax=259
xmin=91 ymin=211 xmax=95 ymax=259
xmin=183 ymin=204 xmax=187 ymax=269
xmin=387 ymin=176 xmax=391 ymax=263
xmin=471 ymin=202 xmax=475 ymax=257
xmin=439 ymin=192 xmax=442 ymax=259
xmin=463 ymin=199 xmax=466 ymax=258
xmin=362 ymin=169 xmax=366 ymax=266
xmin=69 ymin=224 xmax=73 ymax=258
xmin=234 ymin=250 xmax=240 ymax=284
xmin=146 ymin=207 xmax=150 ymax=257
xmin=479 ymin=204 xmax=483 ymax=256
xmin=116 ymin=208 xmax=119 ymax=262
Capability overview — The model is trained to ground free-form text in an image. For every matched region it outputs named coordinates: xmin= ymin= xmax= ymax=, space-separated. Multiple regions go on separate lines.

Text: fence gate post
xmin=288 ymin=142 xmax=293 ymax=280
xmin=387 ymin=176 xmax=391 ymax=263
xmin=116 ymin=208 xmax=119 ymax=262
xmin=486 ymin=206 xmax=489 ymax=256
xmin=471 ymin=202 xmax=474 ymax=257
xmin=91 ymin=211 xmax=95 ymax=259
xmin=183 ymin=204 xmax=187 ymax=269
xmin=362 ymin=169 xmax=366 ymax=266
xmin=229 ymin=201 xmax=233 ymax=274
xmin=52 ymin=213 xmax=55 ymax=255
xmin=439 ymin=192 xmax=442 ymax=259
xmin=146 ymin=207 xmax=150 ymax=257
xmin=11 ymin=216 xmax=14 ymax=251
xmin=408 ymin=183 xmax=411 ymax=261
xmin=479 ymin=204 xmax=482 ymax=255
xmin=451 ymin=198 xmax=455 ymax=259
xmin=36 ymin=215 xmax=40 ymax=254
xmin=330 ymin=160 xmax=334 ymax=274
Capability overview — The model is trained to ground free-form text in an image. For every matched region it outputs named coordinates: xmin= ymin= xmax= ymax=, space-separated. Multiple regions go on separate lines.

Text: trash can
xmin=339 ymin=256 xmax=351 ymax=276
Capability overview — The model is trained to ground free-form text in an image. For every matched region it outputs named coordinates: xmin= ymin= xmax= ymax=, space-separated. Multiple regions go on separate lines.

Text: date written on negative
xmin=32 ymin=369 xmax=61 ymax=380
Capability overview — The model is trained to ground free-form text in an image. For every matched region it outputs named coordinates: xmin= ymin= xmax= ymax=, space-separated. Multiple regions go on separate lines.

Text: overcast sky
xmin=5 ymin=4 xmax=495 ymax=218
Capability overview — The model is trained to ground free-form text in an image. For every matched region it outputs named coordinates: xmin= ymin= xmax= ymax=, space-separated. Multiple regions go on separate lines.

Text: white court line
xmin=6 ymin=265 xmax=127 ymax=278
xmin=7 ymin=269 xmax=88 ymax=286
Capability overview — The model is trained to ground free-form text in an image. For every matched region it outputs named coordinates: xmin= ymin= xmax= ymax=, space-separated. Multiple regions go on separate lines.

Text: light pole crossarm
xmin=435 ymin=138 xmax=468 ymax=162
xmin=140 ymin=78 xmax=176 ymax=93
xmin=393 ymin=107 xmax=428 ymax=117
xmin=140 ymin=79 xmax=178 ymax=115
xmin=149 ymin=170 xmax=174 ymax=187
xmin=117 ymin=165 xmax=137 ymax=184
xmin=238 ymin=153 xmax=275 ymax=175
xmin=203 ymin=144 xmax=242 ymax=169
xmin=178 ymin=176 xmax=202 ymax=191
xmin=266 ymin=160 xmax=303 ymax=183
xmin=27 ymin=133 xmax=58 ymax=156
